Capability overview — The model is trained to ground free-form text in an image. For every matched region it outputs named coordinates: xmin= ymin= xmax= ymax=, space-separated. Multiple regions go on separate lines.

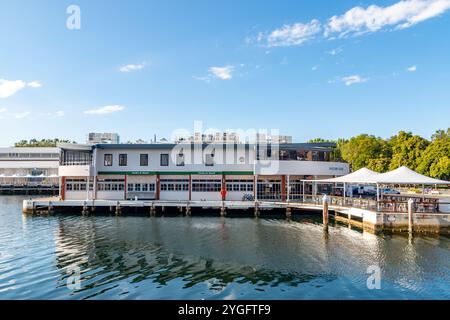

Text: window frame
xmin=104 ymin=154 xmax=113 ymax=166
xmin=119 ymin=154 xmax=127 ymax=167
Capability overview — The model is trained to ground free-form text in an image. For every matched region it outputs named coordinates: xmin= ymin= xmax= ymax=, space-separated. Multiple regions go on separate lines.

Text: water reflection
xmin=0 ymin=196 xmax=449 ymax=299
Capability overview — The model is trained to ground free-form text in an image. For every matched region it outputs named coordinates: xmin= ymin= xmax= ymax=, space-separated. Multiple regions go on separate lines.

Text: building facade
xmin=0 ymin=147 xmax=59 ymax=189
xmin=87 ymin=133 xmax=120 ymax=144
xmin=58 ymin=142 xmax=349 ymax=201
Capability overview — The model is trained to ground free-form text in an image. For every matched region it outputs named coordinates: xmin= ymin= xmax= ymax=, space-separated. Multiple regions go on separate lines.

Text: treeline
xmin=311 ymin=129 xmax=450 ymax=180
xmin=14 ymin=138 xmax=76 ymax=147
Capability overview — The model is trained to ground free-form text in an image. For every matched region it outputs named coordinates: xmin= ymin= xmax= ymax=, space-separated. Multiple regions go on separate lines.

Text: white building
xmin=87 ymin=133 xmax=120 ymax=144
xmin=58 ymin=141 xmax=349 ymax=201
xmin=0 ymin=147 xmax=59 ymax=188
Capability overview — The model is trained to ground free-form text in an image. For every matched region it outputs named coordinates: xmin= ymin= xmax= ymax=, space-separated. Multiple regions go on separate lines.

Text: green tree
xmin=308 ymin=138 xmax=335 ymax=143
xmin=417 ymin=129 xmax=450 ymax=180
xmin=339 ymin=134 xmax=391 ymax=171
xmin=388 ymin=131 xmax=429 ymax=170
xmin=14 ymin=138 xmax=76 ymax=147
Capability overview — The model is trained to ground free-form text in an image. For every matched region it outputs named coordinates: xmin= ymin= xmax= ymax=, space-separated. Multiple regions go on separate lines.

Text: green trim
xmin=98 ymin=171 xmax=254 ymax=176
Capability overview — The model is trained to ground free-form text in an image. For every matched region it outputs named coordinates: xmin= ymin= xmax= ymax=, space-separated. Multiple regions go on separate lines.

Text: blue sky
xmin=1 ymin=0 xmax=450 ymax=146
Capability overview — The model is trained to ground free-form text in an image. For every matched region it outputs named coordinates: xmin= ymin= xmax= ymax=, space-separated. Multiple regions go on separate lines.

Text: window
xmin=140 ymin=154 xmax=148 ymax=166
xmin=160 ymin=179 xmax=189 ymax=192
xmin=160 ymin=154 xmax=169 ymax=166
xmin=176 ymin=153 xmax=185 ymax=166
xmin=97 ymin=178 xmax=125 ymax=192
xmin=135 ymin=183 xmax=141 ymax=192
xmin=104 ymin=154 xmax=113 ymax=166
xmin=119 ymin=154 xmax=127 ymax=166
xmin=205 ymin=154 xmax=214 ymax=166
xmin=192 ymin=179 xmax=221 ymax=192
xmin=128 ymin=184 xmax=134 ymax=192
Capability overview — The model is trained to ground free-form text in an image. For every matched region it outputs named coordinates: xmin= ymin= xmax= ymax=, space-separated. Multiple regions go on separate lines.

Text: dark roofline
xmin=94 ymin=142 xmax=336 ymax=151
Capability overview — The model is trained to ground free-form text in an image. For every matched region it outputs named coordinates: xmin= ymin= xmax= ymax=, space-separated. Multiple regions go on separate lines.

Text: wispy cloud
xmin=341 ymin=75 xmax=368 ymax=86
xmin=209 ymin=66 xmax=234 ymax=80
xmin=84 ymin=105 xmax=125 ymax=115
xmin=0 ymin=79 xmax=27 ymax=98
xmin=0 ymin=107 xmax=7 ymax=113
xmin=250 ymin=1 xmax=450 ymax=47
xmin=14 ymin=111 xmax=31 ymax=119
xmin=327 ymin=47 xmax=344 ymax=55
xmin=55 ymin=110 xmax=65 ymax=117
xmin=266 ymin=19 xmax=321 ymax=47
xmin=407 ymin=65 xmax=417 ymax=72
xmin=0 ymin=79 xmax=42 ymax=98
xmin=325 ymin=0 xmax=450 ymax=38
xmin=27 ymin=81 xmax=42 ymax=88
xmin=119 ymin=63 xmax=145 ymax=73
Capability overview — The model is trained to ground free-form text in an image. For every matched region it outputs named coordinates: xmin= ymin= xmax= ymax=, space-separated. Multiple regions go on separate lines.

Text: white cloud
xmin=325 ymin=0 xmax=450 ymax=37
xmin=55 ymin=110 xmax=65 ymax=117
xmin=119 ymin=63 xmax=145 ymax=73
xmin=341 ymin=75 xmax=368 ymax=86
xmin=327 ymin=47 xmax=344 ymax=55
xmin=407 ymin=65 xmax=417 ymax=72
xmin=84 ymin=105 xmax=125 ymax=115
xmin=14 ymin=112 xmax=31 ymax=119
xmin=267 ymin=19 xmax=321 ymax=47
xmin=0 ymin=107 xmax=7 ymax=113
xmin=312 ymin=65 xmax=320 ymax=71
xmin=0 ymin=79 xmax=27 ymax=98
xmin=209 ymin=66 xmax=234 ymax=80
xmin=27 ymin=81 xmax=42 ymax=88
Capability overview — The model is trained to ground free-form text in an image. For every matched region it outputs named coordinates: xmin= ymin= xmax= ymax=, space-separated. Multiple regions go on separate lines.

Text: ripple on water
xmin=1 ymin=196 xmax=450 ymax=299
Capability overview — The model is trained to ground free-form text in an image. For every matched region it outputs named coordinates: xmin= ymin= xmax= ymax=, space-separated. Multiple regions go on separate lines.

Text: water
xmin=0 ymin=196 xmax=449 ymax=300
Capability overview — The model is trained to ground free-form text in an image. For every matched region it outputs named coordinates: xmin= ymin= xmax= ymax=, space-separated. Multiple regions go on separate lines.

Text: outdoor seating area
xmin=301 ymin=166 xmax=450 ymax=214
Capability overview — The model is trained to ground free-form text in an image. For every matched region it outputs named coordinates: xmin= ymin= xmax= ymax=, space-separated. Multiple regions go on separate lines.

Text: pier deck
xmin=23 ymin=197 xmax=450 ymax=234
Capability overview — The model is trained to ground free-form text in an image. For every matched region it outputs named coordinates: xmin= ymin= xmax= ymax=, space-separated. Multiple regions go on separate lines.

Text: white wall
xmin=255 ymin=160 xmax=349 ymax=176
xmin=59 ymin=165 xmax=93 ymax=177
xmin=95 ymin=146 xmax=255 ymax=174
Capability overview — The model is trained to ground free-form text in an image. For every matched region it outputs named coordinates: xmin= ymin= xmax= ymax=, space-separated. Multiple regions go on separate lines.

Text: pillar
xmin=61 ymin=176 xmax=66 ymax=201
xmin=322 ymin=194 xmax=329 ymax=227
xmin=408 ymin=198 xmax=414 ymax=233
xmin=156 ymin=174 xmax=160 ymax=200
xmin=281 ymin=175 xmax=287 ymax=202
xmin=188 ymin=174 xmax=192 ymax=201
xmin=221 ymin=174 xmax=226 ymax=201
xmin=124 ymin=175 xmax=128 ymax=200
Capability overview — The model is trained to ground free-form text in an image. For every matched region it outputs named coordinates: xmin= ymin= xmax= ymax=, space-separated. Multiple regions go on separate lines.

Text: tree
xmin=417 ymin=129 xmax=450 ymax=180
xmin=14 ymin=138 xmax=76 ymax=147
xmin=308 ymin=138 xmax=335 ymax=143
xmin=339 ymin=134 xmax=391 ymax=171
xmin=388 ymin=131 xmax=429 ymax=170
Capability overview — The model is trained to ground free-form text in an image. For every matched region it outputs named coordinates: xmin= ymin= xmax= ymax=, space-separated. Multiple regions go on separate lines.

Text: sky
xmin=0 ymin=0 xmax=450 ymax=146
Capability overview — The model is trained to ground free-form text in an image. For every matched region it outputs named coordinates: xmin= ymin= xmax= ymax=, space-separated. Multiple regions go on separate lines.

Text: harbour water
xmin=0 ymin=196 xmax=449 ymax=300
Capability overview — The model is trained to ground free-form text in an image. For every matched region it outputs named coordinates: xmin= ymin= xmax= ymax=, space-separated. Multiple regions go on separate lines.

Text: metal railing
xmin=256 ymin=193 xmax=449 ymax=214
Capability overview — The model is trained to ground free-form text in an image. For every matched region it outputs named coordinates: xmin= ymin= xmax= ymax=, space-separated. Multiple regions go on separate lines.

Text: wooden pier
xmin=22 ymin=195 xmax=450 ymax=234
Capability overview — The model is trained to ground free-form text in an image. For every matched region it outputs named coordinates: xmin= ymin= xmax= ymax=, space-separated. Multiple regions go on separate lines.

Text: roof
xmin=94 ymin=142 xmax=336 ymax=151
xmin=306 ymin=168 xmax=382 ymax=184
xmin=375 ymin=166 xmax=450 ymax=185
xmin=308 ymin=166 xmax=450 ymax=185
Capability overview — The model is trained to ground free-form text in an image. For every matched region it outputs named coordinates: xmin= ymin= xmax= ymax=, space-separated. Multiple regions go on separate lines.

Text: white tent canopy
xmin=302 ymin=168 xmax=382 ymax=184
xmin=305 ymin=166 xmax=450 ymax=185
xmin=375 ymin=166 xmax=450 ymax=185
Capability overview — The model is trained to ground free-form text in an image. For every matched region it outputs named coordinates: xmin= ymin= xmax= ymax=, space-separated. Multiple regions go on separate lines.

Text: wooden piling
xmin=408 ymin=198 xmax=414 ymax=233
xmin=286 ymin=207 xmax=292 ymax=218
xmin=322 ymin=195 xmax=329 ymax=227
